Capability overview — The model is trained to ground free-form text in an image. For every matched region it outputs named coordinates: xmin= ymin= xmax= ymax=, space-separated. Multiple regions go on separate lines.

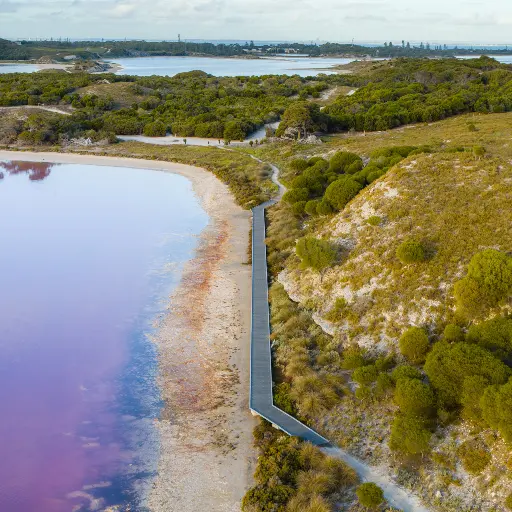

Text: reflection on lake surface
xmin=106 ymin=55 xmax=355 ymax=77
xmin=0 ymin=162 xmax=208 ymax=511
xmin=0 ymin=160 xmax=54 ymax=181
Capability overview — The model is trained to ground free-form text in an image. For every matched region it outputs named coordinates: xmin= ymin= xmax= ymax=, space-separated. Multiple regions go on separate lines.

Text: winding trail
xmin=0 ymin=105 xmax=73 ymax=116
xmin=250 ymin=153 xmax=430 ymax=512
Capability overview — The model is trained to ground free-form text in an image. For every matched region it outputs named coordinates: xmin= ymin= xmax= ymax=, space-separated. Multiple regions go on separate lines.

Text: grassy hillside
xmin=280 ymin=151 xmax=512 ymax=345
xmin=252 ymin=112 xmax=512 ymax=511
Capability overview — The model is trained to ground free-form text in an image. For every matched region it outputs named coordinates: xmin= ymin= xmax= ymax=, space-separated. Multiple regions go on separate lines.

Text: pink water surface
xmin=0 ymin=161 xmax=207 ymax=511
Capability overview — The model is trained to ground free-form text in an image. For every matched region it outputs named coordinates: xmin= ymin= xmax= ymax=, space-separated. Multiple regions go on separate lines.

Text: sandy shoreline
xmin=0 ymin=150 xmax=256 ymax=511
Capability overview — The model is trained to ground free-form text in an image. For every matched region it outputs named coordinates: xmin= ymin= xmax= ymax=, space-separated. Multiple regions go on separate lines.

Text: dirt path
xmin=0 ymin=105 xmax=73 ymax=115
xmin=262 ymin=158 xmax=430 ymax=512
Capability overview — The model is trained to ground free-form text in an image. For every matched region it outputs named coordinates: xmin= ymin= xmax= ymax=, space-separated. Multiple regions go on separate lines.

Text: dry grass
xmin=280 ymin=152 xmax=512 ymax=349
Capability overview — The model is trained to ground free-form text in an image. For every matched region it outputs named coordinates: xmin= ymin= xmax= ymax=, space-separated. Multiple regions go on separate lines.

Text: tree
xmin=324 ymin=176 xmax=363 ymax=211
xmin=277 ymin=102 xmax=314 ymax=139
xmin=396 ymin=239 xmax=425 ymax=264
xmin=389 ymin=414 xmax=431 ymax=455
xmin=394 ymin=377 xmax=435 ymax=417
xmin=224 ymin=120 xmax=246 ymax=141
xmin=356 ymin=482 xmax=384 ymax=509
xmin=466 ymin=316 xmax=512 ymax=358
xmin=296 ymin=237 xmax=337 ymax=272
xmin=399 ymin=326 xmax=430 ymax=364
xmin=392 ymin=364 xmax=423 ymax=382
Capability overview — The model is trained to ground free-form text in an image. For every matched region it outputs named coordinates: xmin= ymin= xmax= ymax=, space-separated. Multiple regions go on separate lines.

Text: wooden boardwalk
xmin=249 ymin=195 xmax=330 ymax=446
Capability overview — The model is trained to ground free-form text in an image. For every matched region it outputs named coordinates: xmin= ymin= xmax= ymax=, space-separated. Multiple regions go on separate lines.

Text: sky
xmin=2 ymin=0 xmax=512 ymax=44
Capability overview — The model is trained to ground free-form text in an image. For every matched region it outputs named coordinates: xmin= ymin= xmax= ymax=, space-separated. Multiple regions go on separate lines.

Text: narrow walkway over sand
xmin=249 ymin=163 xmax=330 ymax=446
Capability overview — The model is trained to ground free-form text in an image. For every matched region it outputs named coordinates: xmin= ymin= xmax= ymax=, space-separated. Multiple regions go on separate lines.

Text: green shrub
xmin=392 ymin=364 xmax=423 ymax=381
xmin=399 ymin=327 xmax=430 ymax=364
xmin=341 ymin=346 xmax=368 ymax=370
xmin=290 ymin=158 xmax=310 ymax=172
xmin=316 ymin=199 xmax=334 ymax=216
xmin=457 ymin=440 xmax=491 ymax=475
xmin=366 ymin=215 xmax=381 ymax=226
xmin=143 ymin=120 xmax=167 ymax=136
xmin=356 ymin=482 xmax=384 ymax=509
xmin=375 ymin=373 xmax=394 ymax=397
xmin=443 ymin=324 xmax=464 ymax=343
xmin=424 ymin=342 xmax=510 ymax=407
xmin=461 ymin=375 xmax=488 ymax=422
xmin=481 ymin=379 xmax=512 ymax=442
xmin=396 ymin=239 xmax=426 ymax=264
xmin=296 ymin=237 xmax=337 ymax=271
xmin=394 ymin=378 xmax=435 ymax=417
xmin=355 ymin=385 xmax=373 ymax=401
xmin=292 ymin=200 xmax=307 ymax=217
xmin=353 ymin=364 xmax=378 ymax=385
xmin=466 ymin=316 xmax=512 ymax=358
xmin=454 ymin=249 xmax=512 ymax=316
xmin=389 ymin=414 xmax=431 ymax=455
xmin=283 ymin=187 xmax=310 ymax=204
xmin=328 ymin=151 xmax=362 ymax=174
xmin=324 ymin=176 xmax=363 ymax=211
xmin=273 ymin=382 xmax=298 ymax=416
xmin=305 ymin=199 xmax=320 ymax=216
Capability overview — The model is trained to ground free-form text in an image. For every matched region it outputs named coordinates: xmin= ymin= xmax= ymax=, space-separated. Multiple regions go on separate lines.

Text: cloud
xmin=0 ymin=0 xmax=17 ymax=13
xmin=345 ymin=14 xmax=387 ymax=22
xmin=108 ymin=2 xmax=136 ymax=17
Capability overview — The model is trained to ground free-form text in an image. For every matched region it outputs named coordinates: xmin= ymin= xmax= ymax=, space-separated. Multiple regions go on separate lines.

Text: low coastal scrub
xmin=3 ymin=140 xmax=274 ymax=209
xmin=242 ymin=420 xmax=358 ymax=512
xmin=259 ymin=140 xmax=512 ymax=510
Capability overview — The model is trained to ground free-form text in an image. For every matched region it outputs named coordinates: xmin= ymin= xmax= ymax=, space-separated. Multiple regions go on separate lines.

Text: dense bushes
xmin=296 ymin=237 xmax=337 ymax=271
xmin=424 ymin=341 xmax=510 ymax=407
xmin=398 ymin=326 xmax=430 ymax=364
xmin=0 ymin=70 xmax=336 ymax=143
xmin=454 ymin=249 xmax=512 ymax=317
xmin=324 ymin=176 xmax=363 ymax=211
xmin=356 ymin=483 xmax=384 ymax=509
xmin=242 ymin=421 xmax=358 ymax=512
xmin=324 ymin=57 xmax=512 ymax=134
xmin=142 ymin=120 xmax=167 ymax=136
xmin=396 ymin=239 xmax=426 ymax=264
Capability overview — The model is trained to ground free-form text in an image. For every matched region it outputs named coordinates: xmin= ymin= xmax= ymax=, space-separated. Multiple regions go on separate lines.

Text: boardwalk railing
xmin=249 ymin=198 xmax=330 ymax=447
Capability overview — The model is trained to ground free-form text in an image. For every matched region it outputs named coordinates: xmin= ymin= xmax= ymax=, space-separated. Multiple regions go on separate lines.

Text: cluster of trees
xmin=242 ymin=421 xmax=357 ymax=512
xmin=325 ymin=57 xmax=512 ymax=132
xmin=283 ymin=146 xmax=423 ymax=222
xmin=0 ymin=70 xmax=340 ymax=144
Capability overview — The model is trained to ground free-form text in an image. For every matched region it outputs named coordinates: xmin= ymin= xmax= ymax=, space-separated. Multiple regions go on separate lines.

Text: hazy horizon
xmin=2 ymin=0 xmax=512 ymax=44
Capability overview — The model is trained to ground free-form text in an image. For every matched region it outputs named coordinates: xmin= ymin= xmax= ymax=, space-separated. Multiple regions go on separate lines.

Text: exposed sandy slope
xmin=0 ymin=150 xmax=256 ymax=512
